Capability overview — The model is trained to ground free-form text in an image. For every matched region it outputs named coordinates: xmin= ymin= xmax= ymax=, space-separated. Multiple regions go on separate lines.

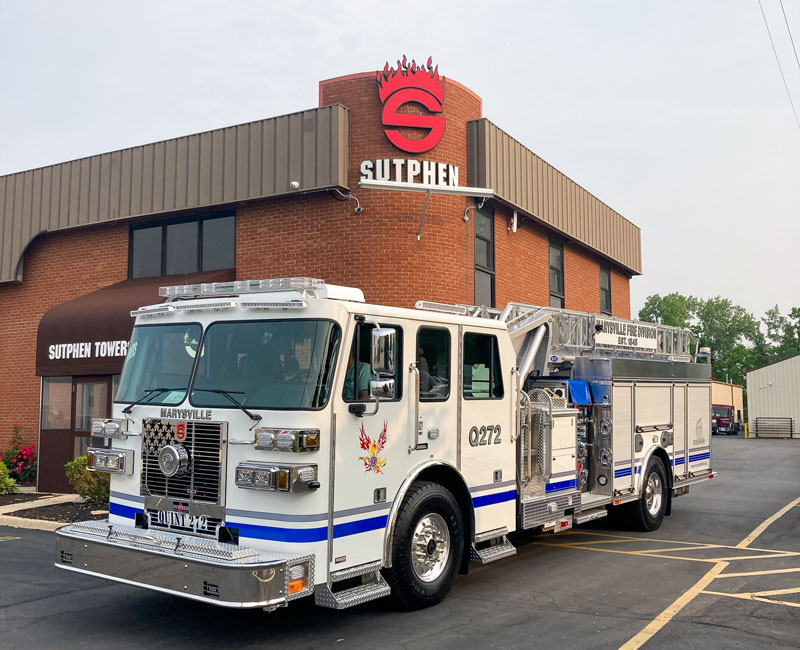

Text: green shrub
xmin=0 ymin=460 xmax=19 ymax=495
xmin=65 ymin=456 xmax=109 ymax=504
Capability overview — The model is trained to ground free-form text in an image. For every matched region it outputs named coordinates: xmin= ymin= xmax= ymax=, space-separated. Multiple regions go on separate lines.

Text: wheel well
xmin=649 ymin=447 xmax=672 ymax=516
xmin=415 ymin=465 xmax=474 ymax=575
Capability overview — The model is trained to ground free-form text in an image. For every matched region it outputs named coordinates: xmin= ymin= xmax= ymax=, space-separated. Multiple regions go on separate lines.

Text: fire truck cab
xmin=55 ymin=278 xmax=714 ymax=611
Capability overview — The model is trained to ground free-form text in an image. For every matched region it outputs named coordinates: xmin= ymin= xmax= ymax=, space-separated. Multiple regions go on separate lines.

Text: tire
xmin=627 ymin=456 xmax=667 ymax=532
xmin=384 ymin=481 xmax=464 ymax=610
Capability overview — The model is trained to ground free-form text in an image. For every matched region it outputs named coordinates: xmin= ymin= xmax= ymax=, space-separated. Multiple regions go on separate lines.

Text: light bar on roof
xmin=173 ymin=300 xmax=236 ymax=312
xmin=240 ymin=300 xmax=307 ymax=310
xmin=159 ymin=277 xmax=325 ymax=298
xmin=131 ymin=304 xmax=176 ymax=317
xmin=415 ymin=301 xmax=468 ymax=315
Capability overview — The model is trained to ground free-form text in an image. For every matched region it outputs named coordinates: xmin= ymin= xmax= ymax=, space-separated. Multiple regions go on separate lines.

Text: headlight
xmin=253 ymin=428 xmax=320 ymax=452
xmin=235 ymin=462 xmax=319 ymax=493
xmin=90 ymin=418 xmax=130 ymax=440
xmin=87 ymin=448 xmax=133 ymax=475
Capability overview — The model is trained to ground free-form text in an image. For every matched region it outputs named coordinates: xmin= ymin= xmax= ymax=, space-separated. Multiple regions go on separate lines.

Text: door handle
xmin=408 ymin=363 xmax=427 ymax=453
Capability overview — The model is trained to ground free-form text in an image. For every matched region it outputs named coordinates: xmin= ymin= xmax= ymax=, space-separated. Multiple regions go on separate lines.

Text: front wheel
xmin=627 ymin=457 xmax=667 ymax=531
xmin=384 ymin=481 xmax=464 ymax=610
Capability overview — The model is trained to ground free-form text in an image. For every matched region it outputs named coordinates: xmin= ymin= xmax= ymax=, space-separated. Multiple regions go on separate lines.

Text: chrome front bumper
xmin=55 ymin=520 xmax=313 ymax=609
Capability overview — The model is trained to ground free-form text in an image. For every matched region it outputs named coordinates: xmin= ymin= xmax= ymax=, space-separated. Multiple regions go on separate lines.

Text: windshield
xmin=712 ymin=407 xmax=731 ymax=418
xmin=190 ymin=319 xmax=341 ymax=410
xmin=116 ymin=323 xmax=202 ymax=405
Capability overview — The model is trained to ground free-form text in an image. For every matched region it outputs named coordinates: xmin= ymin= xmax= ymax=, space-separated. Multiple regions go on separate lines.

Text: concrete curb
xmin=0 ymin=514 xmax=64 ymax=532
xmin=0 ymin=493 xmax=87 ymax=533
xmin=0 ymin=493 xmax=78 ymax=515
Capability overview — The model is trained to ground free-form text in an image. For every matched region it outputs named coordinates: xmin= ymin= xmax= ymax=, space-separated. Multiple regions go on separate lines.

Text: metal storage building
xmin=746 ymin=354 xmax=800 ymax=438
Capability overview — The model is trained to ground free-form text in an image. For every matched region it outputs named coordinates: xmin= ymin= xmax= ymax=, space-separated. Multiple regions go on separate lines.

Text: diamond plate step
xmin=469 ymin=535 xmax=517 ymax=564
xmin=574 ymin=507 xmax=608 ymax=525
xmin=314 ymin=570 xmax=390 ymax=609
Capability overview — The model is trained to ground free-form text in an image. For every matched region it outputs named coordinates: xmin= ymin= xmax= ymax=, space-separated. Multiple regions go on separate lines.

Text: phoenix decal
xmin=358 ymin=421 xmax=387 ymax=473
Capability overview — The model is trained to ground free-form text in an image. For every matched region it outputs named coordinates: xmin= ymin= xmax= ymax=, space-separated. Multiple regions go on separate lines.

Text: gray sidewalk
xmin=0 ymin=492 xmax=83 ymax=531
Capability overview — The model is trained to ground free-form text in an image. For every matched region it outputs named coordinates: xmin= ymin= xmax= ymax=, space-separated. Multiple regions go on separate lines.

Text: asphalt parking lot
xmin=2 ymin=435 xmax=799 ymax=650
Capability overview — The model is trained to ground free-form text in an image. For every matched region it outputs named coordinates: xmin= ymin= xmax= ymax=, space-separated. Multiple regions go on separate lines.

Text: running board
xmin=470 ymin=527 xmax=517 ymax=564
xmin=314 ymin=561 xmax=390 ymax=610
xmin=574 ymin=507 xmax=609 ymax=525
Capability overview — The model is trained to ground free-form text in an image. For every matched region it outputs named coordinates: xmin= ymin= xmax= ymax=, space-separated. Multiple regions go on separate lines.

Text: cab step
xmin=470 ymin=527 xmax=517 ymax=564
xmin=574 ymin=507 xmax=608 ymax=525
xmin=314 ymin=560 xmax=390 ymax=609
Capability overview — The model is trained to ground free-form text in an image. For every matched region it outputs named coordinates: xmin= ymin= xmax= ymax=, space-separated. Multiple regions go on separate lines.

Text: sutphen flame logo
xmin=358 ymin=421 xmax=387 ymax=473
xmin=377 ymin=56 xmax=445 ymax=154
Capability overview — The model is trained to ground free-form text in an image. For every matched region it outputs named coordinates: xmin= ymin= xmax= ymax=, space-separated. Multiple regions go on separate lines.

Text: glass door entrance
xmin=38 ymin=376 xmax=114 ymax=493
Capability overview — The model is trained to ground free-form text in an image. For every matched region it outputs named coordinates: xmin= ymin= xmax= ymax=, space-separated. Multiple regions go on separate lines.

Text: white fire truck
xmin=55 ymin=278 xmax=714 ymax=611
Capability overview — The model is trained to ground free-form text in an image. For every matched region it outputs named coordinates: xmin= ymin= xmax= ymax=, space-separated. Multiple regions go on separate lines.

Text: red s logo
xmin=377 ymin=57 xmax=445 ymax=154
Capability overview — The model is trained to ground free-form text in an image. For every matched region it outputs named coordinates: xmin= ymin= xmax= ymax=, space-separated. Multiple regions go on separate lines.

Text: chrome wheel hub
xmin=411 ymin=513 xmax=450 ymax=583
xmin=158 ymin=444 xmax=190 ymax=478
xmin=645 ymin=472 xmax=663 ymax=516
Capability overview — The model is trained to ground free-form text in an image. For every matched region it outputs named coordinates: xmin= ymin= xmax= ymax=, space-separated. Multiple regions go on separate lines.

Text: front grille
xmin=142 ymin=419 xmax=224 ymax=505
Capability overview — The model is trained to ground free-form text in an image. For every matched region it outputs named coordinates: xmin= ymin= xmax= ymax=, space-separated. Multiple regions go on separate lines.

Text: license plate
xmin=149 ymin=510 xmax=213 ymax=533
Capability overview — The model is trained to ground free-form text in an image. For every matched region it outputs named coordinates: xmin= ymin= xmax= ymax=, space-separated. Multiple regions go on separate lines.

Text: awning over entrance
xmin=36 ymin=269 xmax=234 ymax=376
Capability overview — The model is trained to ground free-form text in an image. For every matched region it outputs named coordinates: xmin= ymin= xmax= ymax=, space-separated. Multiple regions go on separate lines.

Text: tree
xmin=638 ymin=293 xmax=759 ymax=385
xmin=638 ymin=293 xmax=696 ymax=329
xmin=692 ymin=296 xmax=759 ymax=383
xmin=761 ymin=306 xmax=800 ymax=362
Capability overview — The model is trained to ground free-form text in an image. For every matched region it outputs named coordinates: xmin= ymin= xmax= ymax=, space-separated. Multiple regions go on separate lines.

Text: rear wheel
xmin=384 ymin=481 xmax=464 ymax=610
xmin=627 ymin=457 xmax=667 ymax=531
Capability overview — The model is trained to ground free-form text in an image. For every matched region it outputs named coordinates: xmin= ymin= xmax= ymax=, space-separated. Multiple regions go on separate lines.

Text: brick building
xmin=0 ymin=59 xmax=641 ymax=491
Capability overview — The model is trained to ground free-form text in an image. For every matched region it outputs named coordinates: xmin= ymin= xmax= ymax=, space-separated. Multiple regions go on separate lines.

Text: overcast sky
xmin=1 ymin=1 xmax=798 ymax=318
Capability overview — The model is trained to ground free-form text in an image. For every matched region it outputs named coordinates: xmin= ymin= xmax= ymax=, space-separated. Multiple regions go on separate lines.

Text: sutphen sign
xmin=360 ymin=158 xmax=458 ymax=187
xmin=360 ymin=56 xmax=460 ymax=190
xmin=377 ymin=56 xmax=445 ymax=153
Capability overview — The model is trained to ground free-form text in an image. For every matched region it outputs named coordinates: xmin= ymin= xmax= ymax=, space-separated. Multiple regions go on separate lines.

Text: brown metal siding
xmin=467 ymin=119 xmax=642 ymax=275
xmin=0 ymin=104 xmax=350 ymax=283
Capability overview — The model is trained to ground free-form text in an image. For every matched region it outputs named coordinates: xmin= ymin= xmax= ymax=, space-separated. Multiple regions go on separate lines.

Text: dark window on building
xmin=343 ymin=322 xmax=402 ymax=402
xmin=600 ymin=265 xmax=612 ymax=314
xmin=202 ymin=215 xmax=236 ymax=271
xmin=549 ymin=238 xmax=564 ymax=308
xmin=131 ymin=227 xmax=162 ymax=278
xmin=463 ymin=332 xmax=503 ymax=399
xmin=474 ymin=203 xmax=495 ymax=307
xmin=129 ymin=213 xmax=235 ymax=279
xmin=417 ymin=327 xmax=450 ymax=401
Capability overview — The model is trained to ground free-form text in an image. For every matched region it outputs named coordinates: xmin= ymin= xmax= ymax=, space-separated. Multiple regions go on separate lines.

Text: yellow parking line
xmin=619 ymin=562 xmax=730 ymax=650
xmin=629 ymin=544 xmax=722 ymax=555
xmin=0 ymin=535 xmax=21 ymax=542
xmin=533 ymin=541 xmax=720 ymax=564
xmin=620 ymin=494 xmax=800 ymax=649
xmin=704 ymin=552 xmax=796 ymax=562
xmin=702 ymin=589 xmax=800 ymax=609
xmin=736 ymin=496 xmax=800 ymax=549
xmin=749 ymin=586 xmax=800 ymax=598
xmin=717 ymin=567 xmax=800 ymax=579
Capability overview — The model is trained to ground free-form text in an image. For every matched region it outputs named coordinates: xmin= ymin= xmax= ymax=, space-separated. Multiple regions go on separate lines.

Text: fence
xmin=751 ymin=417 xmax=796 ymax=438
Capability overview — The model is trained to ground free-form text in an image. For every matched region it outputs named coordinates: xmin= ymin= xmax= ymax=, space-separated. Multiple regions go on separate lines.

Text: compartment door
xmin=687 ymin=384 xmax=711 ymax=472
xmin=611 ymin=384 xmax=633 ymax=493
xmin=673 ymin=384 xmax=688 ymax=478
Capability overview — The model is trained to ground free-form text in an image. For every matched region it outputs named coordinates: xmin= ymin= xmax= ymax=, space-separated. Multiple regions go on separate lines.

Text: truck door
xmin=459 ymin=330 xmax=516 ymax=536
xmin=331 ymin=320 xmax=408 ymax=572
xmin=411 ymin=325 xmax=458 ymax=468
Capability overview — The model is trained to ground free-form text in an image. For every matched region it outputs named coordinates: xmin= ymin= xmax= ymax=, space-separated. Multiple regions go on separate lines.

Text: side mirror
xmin=371 ymin=328 xmax=396 ymax=375
xmin=369 ymin=378 xmax=395 ymax=400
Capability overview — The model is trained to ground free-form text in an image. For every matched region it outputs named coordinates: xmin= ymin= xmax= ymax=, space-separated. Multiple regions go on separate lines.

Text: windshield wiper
xmin=192 ymin=388 xmax=262 ymax=422
xmin=121 ymin=387 xmax=182 ymax=414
